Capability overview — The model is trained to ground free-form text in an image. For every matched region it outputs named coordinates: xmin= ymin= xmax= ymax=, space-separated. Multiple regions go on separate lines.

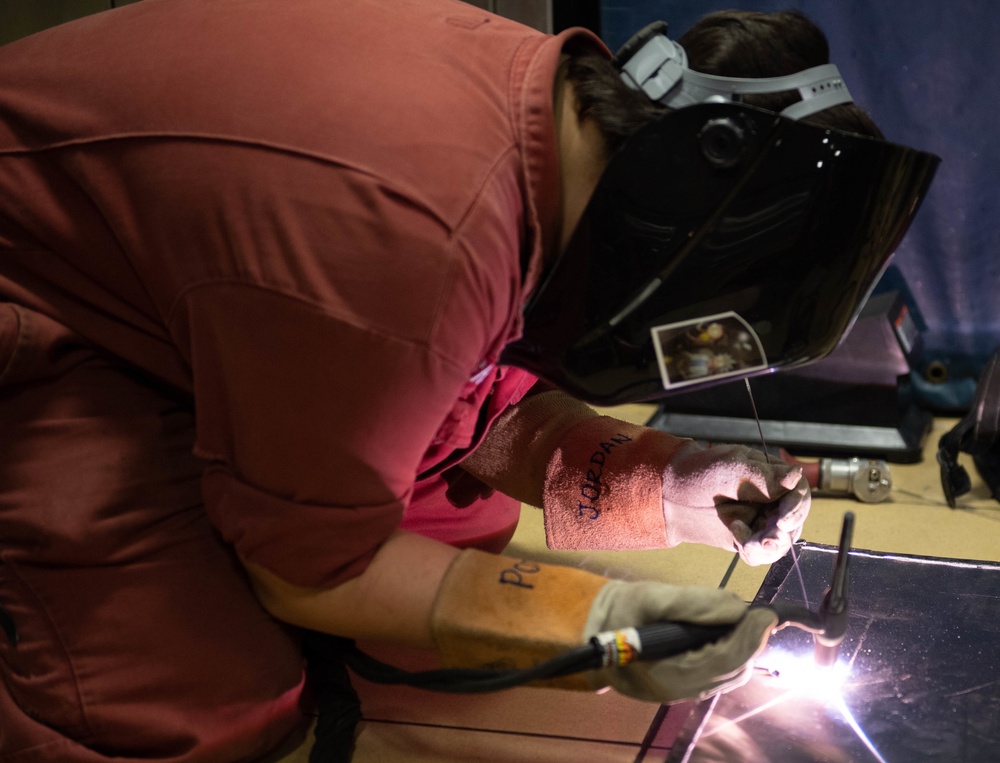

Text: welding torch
xmin=589 ymin=511 xmax=854 ymax=672
xmin=812 ymin=510 xmax=853 ymax=667
xmin=345 ymin=513 xmax=856 ymax=692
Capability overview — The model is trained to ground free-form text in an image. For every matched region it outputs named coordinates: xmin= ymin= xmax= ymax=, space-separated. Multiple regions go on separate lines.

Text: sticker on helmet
xmin=651 ymin=312 xmax=768 ymax=389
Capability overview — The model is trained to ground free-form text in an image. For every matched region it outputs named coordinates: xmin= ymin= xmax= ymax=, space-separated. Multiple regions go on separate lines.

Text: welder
xmin=0 ymin=1 xmax=936 ymax=760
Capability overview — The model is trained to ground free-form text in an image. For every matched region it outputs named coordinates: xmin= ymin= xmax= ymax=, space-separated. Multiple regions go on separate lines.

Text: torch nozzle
xmin=625 ymin=513 xmax=857 ymax=671
xmin=813 ymin=637 xmax=840 ymax=668
xmin=813 ymin=511 xmax=854 ymax=667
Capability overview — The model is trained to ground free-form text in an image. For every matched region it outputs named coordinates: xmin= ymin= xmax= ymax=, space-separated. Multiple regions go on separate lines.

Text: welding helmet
xmin=501 ymin=21 xmax=940 ymax=406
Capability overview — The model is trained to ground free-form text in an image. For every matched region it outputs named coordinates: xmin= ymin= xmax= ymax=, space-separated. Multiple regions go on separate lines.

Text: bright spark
xmin=704 ymin=648 xmax=891 ymax=762
xmin=762 ymin=648 xmax=850 ymax=702
xmin=832 ymin=693 xmax=890 ymax=763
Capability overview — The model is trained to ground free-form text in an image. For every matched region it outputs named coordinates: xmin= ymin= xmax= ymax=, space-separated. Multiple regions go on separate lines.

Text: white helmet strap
xmin=617 ymin=26 xmax=854 ymax=121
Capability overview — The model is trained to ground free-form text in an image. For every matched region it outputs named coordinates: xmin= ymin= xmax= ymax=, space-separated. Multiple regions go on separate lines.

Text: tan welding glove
xmin=584 ymin=579 xmax=778 ymax=702
xmin=464 ymin=390 xmax=809 ymax=566
xmin=430 ymin=549 xmax=778 ymax=703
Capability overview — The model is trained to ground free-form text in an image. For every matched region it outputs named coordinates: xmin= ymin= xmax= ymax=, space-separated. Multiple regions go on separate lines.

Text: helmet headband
xmin=616 ymin=21 xmax=853 ymax=121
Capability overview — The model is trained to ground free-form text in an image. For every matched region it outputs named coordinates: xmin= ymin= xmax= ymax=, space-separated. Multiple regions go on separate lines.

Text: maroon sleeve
xmin=176 ymin=283 xmax=474 ymax=589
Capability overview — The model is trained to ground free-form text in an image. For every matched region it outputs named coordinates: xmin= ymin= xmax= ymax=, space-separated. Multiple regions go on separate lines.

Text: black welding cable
xmin=344 ymin=641 xmax=603 ymax=693
xmin=342 ymin=618 xmax=748 ymax=693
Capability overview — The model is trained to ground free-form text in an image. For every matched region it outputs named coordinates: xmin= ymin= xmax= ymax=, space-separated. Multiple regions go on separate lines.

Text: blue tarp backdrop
xmin=601 ymin=1 xmax=999 ymax=411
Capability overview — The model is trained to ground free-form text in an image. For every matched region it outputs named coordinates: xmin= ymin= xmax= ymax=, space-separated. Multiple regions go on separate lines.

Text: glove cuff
xmin=430 ymin=549 xmax=611 ymax=690
xmin=461 ymin=390 xmax=600 ymax=507
xmin=542 ymin=417 xmax=684 ymax=550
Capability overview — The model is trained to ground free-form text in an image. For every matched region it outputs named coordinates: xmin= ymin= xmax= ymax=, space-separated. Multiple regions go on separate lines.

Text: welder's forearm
xmin=461 ymin=389 xmax=600 ymax=506
xmin=241 ymin=530 xmax=461 ymax=648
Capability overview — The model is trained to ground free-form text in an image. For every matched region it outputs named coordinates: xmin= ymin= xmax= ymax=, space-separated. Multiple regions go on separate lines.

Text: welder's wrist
xmin=429 ymin=548 xmax=612 ymax=691
xmin=461 ymin=390 xmax=600 ymax=507
xmin=542 ymin=417 xmax=684 ymax=550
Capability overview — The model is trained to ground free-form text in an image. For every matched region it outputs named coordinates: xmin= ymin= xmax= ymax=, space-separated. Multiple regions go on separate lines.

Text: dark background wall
xmin=0 ymin=0 xmax=143 ymax=44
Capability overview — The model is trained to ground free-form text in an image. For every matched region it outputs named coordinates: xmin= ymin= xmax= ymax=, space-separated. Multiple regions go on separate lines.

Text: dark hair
xmin=564 ymin=9 xmax=882 ymax=155
xmin=679 ymin=9 xmax=882 ymax=138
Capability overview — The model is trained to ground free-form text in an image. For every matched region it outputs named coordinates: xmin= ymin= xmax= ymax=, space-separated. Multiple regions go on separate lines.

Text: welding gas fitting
xmin=772 ymin=449 xmax=892 ymax=503
xmin=818 ymin=457 xmax=892 ymax=503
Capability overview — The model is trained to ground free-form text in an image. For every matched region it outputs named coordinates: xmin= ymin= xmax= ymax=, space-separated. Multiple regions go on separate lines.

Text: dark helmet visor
xmin=502 ymin=102 xmax=940 ymax=406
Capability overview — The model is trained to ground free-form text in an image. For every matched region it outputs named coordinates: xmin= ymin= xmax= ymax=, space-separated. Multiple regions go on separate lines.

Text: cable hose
xmin=343 ymin=641 xmax=603 ymax=693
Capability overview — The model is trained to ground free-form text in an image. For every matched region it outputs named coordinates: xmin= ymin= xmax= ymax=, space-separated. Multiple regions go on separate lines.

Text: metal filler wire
xmin=744 ymin=378 xmax=770 ymax=456
xmin=744 ymin=379 xmax=811 ymax=609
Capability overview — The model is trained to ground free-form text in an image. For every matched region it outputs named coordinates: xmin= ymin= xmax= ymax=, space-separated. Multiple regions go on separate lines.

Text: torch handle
xmin=633 ymin=621 xmax=735 ymax=661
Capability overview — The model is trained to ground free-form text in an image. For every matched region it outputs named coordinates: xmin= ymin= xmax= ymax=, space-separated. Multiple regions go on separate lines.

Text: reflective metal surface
xmin=668 ymin=543 xmax=1000 ymax=762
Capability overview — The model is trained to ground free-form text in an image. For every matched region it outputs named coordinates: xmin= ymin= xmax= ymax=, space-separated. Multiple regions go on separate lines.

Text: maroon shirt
xmin=0 ymin=0 xmax=606 ymax=759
